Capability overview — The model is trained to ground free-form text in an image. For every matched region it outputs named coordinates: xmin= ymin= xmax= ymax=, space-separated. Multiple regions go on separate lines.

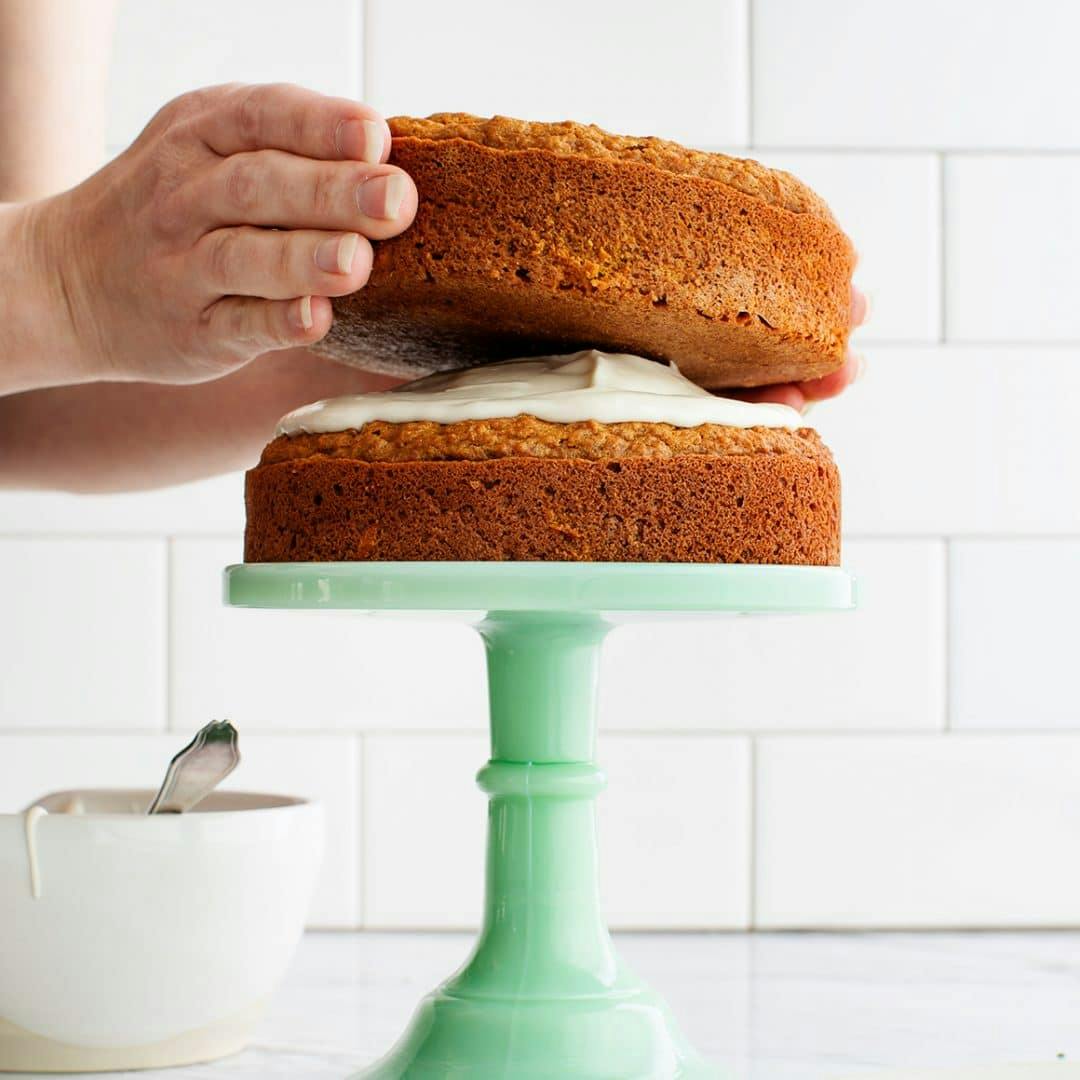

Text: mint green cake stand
xmin=225 ymin=562 xmax=854 ymax=1079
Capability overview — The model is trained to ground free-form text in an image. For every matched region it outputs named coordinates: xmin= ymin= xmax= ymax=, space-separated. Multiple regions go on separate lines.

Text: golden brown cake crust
xmin=244 ymin=424 xmax=840 ymax=566
xmin=389 ymin=114 xmax=834 ymax=219
xmin=316 ymin=114 xmax=855 ymax=390
xmin=260 ymin=418 xmax=830 ymax=465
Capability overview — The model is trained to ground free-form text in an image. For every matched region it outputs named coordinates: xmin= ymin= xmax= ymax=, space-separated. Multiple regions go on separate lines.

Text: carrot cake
xmin=244 ymin=351 xmax=840 ymax=565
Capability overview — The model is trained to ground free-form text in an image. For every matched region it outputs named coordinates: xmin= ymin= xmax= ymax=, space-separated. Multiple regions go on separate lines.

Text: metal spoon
xmin=146 ymin=720 xmax=241 ymax=815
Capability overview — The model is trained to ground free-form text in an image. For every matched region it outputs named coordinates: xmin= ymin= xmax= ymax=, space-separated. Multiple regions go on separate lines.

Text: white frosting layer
xmin=277 ymin=350 xmax=802 ymax=435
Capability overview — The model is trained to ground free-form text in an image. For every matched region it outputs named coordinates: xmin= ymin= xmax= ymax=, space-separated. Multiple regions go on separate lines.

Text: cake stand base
xmin=358 ymin=984 xmax=714 ymax=1079
xmin=225 ymin=563 xmax=854 ymax=1080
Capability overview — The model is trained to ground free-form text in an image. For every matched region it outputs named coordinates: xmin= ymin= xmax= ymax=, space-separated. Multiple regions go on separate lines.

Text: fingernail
xmin=357 ymin=172 xmax=409 ymax=220
xmin=362 ymin=119 xmax=385 ymax=165
xmin=853 ymin=352 xmax=868 ymax=384
xmin=802 ymin=402 xmax=816 ymax=417
xmin=336 ymin=118 xmax=386 ymax=164
xmin=315 ymin=233 xmax=359 ymax=274
xmin=293 ymin=295 xmax=313 ymax=330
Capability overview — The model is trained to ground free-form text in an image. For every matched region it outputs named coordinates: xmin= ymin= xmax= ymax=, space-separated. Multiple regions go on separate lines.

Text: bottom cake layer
xmin=244 ymin=453 xmax=840 ymax=565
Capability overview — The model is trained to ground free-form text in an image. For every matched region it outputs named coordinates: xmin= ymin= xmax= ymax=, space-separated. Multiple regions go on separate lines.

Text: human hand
xmin=727 ymin=285 xmax=869 ymax=412
xmin=26 ymin=82 xmax=417 ymax=386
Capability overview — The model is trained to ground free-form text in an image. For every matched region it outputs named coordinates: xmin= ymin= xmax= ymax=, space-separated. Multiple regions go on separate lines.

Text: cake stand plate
xmin=225 ymin=562 xmax=854 ymax=1079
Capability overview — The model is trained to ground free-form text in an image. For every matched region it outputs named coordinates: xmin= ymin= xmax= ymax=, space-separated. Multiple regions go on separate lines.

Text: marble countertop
xmin=35 ymin=931 xmax=1080 ymax=1079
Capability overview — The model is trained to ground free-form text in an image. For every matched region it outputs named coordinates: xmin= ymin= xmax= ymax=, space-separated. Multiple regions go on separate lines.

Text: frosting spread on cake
xmin=277 ymin=350 xmax=802 ymax=435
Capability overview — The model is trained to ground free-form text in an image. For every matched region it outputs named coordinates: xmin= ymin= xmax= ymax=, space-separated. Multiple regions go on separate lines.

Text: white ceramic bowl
xmin=0 ymin=789 xmax=322 ymax=1073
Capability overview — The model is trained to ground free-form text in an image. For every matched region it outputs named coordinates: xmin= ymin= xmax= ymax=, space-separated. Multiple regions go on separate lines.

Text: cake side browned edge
xmin=244 ymin=429 xmax=841 ymax=566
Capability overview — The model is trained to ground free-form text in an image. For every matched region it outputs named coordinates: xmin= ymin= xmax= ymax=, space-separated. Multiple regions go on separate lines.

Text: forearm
xmin=0 ymin=349 xmax=398 ymax=492
xmin=0 ymin=0 xmax=116 ymax=201
xmin=0 ymin=379 xmax=264 ymax=492
xmin=0 ymin=198 xmax=103 ymax=394
xmin=0 ymin=0 xmax=121 ymax=395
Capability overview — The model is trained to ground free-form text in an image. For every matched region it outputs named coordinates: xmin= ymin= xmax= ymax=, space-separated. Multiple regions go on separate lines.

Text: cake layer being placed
xmin=316 ymin=114 xmax=856 ymax=390
xmin=244 ymin=421 xmax=840 ymax=565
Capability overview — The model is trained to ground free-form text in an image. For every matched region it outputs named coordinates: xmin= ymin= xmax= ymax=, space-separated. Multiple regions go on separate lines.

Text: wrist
xmin=0 ymin=196 xmax=107 ymax=394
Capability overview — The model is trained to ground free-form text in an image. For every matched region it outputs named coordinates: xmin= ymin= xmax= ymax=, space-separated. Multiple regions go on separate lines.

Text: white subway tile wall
xmin=2 ymin=0 xmax=1078 ymax=929
xmin=363 ymin=733 xmax=752 ymax=930
xmin=0 ymin=539 xmax=166 ymax=730
xmin=945 ymin=155 xmax=1080 ymax=341
xmin=949 ymin=540 xmax=1080 ymax=730
xmin=600 ymin=540 xmax=946 ymax=733
xmin=107 ymin=0 xmax=361 ymax=148
xmin=811 ymin=346 xmax=1080 ymax=536
xmin=365 ymin=0 xmax=749 ymax=146
xmin=751 ymin=0 xmax=1080 ymax=149
xmin=746 ymin=152 xmax=941 ymax=343
xmin=755 ymin=735 xmax=1080 ymax=928
xmin=168 ymin=538 xmax=486 ymax=733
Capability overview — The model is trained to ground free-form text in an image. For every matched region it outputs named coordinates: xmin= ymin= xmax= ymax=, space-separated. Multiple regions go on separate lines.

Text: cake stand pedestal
xmin=225 ymin=562 xmax=854 ymax=1079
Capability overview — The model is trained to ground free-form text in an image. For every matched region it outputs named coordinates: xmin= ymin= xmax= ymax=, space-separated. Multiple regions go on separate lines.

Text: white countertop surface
xmin=26 ymin=931 xmax=1080 ymax=1079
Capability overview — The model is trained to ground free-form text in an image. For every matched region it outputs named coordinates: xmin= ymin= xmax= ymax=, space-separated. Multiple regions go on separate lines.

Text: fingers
xmin=797 ymin=351 xmax=865 ymax=403
xmin=195 ymin=227 xmax=373 ymax=300
xmin=194 ymin=151 xmax=417 ymax=238
xmin=724 ymin=384 xmax=808 ymax=410
xmin=201 ymin=294 xmax=334 ymax=357
xmin=850 ymin=285 xmax=870 ymax=328
xmin=194 ymin=83 xmax=392 ymax=165
xmin=762 ymin=352 xmax=867 ymax=415
xmin=722 ymin=351 xmax=866 ymax=414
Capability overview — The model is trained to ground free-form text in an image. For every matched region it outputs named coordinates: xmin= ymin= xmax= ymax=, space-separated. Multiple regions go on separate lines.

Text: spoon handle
xmin=147 ymin=720 xmax=241 ymax=815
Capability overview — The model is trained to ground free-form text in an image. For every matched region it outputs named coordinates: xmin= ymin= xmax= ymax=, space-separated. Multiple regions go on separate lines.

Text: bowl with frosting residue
xmin=0 ymin=789 xmax=322 ymax=1072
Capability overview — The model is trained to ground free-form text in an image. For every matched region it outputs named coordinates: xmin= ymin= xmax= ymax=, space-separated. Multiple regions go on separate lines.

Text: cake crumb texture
xmin=244 ymin=451 xmax=840 ymax=566
xmin=260 ymin=418 xmax=830 ymax=465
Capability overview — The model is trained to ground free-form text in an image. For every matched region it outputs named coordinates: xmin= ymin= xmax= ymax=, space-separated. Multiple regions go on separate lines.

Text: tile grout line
xmin=9 ymin=726 xmax=1080 ymax=738
xmin=710 ymin=145 xmax=1080 ymax=157
xmin=748 ymin=736 xmax=759 ymax=929
xmin=99 ymin=141 xmax=1080 ymax=160
xmin=100 ymin=141 xmax=1080 ymax=161
xmin=163 ymin=537 xmax=174 ymax=733
xmin=360 ymin=0 xmax=373 ymax=103
xmin=847 ymin=533 xmax=1080 ymax=543
xmin=5 ymin=530 xmax=1079 ymax=543
xmin=0 ymin=532 xmax=245 ymax=542
xmin=356 ymin=732 xmax=367 ymax=930
xmin=744 ymin=0 xmax=754 ymax=147
xmin=938 ymin=152 xmax=948 ymax=343
xmin=943 ymin=538 xmax=953 ymax=732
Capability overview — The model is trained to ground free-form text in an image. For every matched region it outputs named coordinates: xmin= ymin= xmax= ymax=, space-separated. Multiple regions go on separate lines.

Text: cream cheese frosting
xmin=277 ymin=350 xmax=802 ymax=436
xmin=23 ymin=806 xmax=46 ymax=900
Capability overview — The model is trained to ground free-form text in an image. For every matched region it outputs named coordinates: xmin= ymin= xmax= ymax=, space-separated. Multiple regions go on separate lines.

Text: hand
xmin=727 ymin=285 xmax=869 ymax=412
xmin=24 ymin=82 xmax=417 ymax=386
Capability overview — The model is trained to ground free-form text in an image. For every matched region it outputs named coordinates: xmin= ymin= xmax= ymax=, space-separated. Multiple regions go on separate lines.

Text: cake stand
xmin=225 ymin=562 xmax=854 ymax=1079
